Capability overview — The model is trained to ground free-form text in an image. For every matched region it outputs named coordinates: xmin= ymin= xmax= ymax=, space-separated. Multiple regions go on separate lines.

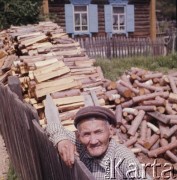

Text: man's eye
xmin=95 ymin=130 xmax=103 ymax=134
xmin=83 ymin=133 xmax=90 ymax=137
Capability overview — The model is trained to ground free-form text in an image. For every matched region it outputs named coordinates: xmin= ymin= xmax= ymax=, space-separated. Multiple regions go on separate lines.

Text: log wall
xmin=49 ymin=0 xmax=151 ymax=37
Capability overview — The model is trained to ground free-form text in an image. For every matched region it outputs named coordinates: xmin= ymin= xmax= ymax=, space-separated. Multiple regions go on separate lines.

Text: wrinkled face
xmin=76 ymin=118 xmax=113 ymax=157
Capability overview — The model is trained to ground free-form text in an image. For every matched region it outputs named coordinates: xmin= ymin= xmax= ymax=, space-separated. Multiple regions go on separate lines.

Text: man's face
xmin=77 ymin=118 xmax=113 ymax=157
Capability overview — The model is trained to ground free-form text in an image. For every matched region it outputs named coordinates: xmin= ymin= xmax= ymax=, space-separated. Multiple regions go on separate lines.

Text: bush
xmin=0 ymin=0 xmax=42 ymax=30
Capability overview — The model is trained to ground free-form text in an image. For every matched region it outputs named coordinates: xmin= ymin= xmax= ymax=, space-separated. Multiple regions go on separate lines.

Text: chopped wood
xmin=148 ymin=111 xmax=170 ymax=124
xmin=143 ymin=134 xmax=160 ymax=149
xmin=124 ymin=136 xmax=137 ymax=147
xmin=0 ymin=56 xmax=6 ymax=68
xmin=163 ymin=125 xmax=177 ymax=138
xmin=142 ymin=98 xmax=165 ymax=106
xmin=118 ymin=80 xmax=139 ymax=94
xmin=134 ymin=105 xmax=156 ymax=112
xmin=128 ymin=110 xmax=145 ymax=136
xmin=58 ymin=102 xmax=85 ymax=111
xmin=134 ymin=80 xmax=163 ymax=92
xmin=147 ymin=122 xmax=160 ymax=134
xmin=52 ymin=95 xmax=84 ymax=106
xmin=115 ymin=105 xmax=122 ymax=125
xmin=35 ymin=80 xmax=82 ymax=98
xmin=34 ymin=58 xmax=59 ymax=68
xmin=150 ymin=139 xmax=160 ymax=150
xmin=142 ymin=72 xmax=163 ymax=80
xmin=0 ymin=50 xmax=7 ymax=59
xmin=116 ymin=83 xmax=132 ymax=98
xmin=169 ymin=93 xmax=177 ymax=103
xmin=122 ymin=108 xmax=138 ymax=116
xmin=148 ymin=140 xmax=177 ymax=158
xmin=140 ymin=120 xmax=147 ymax=141
xmin=34 ymin=61 xmax=69 ymax=82
xmin=121 ymin=100 xmax=134 ymax=108
xmin=160 ymin=138 xmax=177 ymax=163
xmin=1 ymin=55 xmax=17 ymax=72
xmin=132 ymin=91 xmax=169 ymax=103
xmin=168 ymin=75 xmax=177 ymax=94
xmin=170 ymin=119 xmax=177 ymax=124
xmin=51 ymin=89 xmax=81 ymax=99
xmin=165 ymin=100 xmax=177 ymax=115
xmin=21 ymin=34 xmax=48 ymax=47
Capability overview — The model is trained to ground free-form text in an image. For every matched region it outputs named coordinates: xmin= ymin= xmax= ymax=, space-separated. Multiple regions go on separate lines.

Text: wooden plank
xmin=36 ymin=76 xmax=74 ymax=90
xmin=21 ymin=34 xmax=47 ymax=47
xmin=34 ymin=61 xmax=65 ymax=76
xmin=35 ymin=66 xmax=70 ymax=83
xmin=34 ymin=58 xmax=58 ymax=68
xmin=44 ymin=94 xmax=60 ymax=124
xmin=35 ymin=80 xmax=82 ymax=98
xmin=90 ymin=90 xmax=100 ymax=106
xmin=52 ymin=95 xmax=84 ymax=106
xmin=84 ymin=94 xmax=94 ymax=106
xmin=58 ymin=102 xmax=85 ymax=111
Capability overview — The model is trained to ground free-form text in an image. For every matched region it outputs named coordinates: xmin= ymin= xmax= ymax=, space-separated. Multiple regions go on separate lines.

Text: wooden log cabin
xmin=44 ymin=0 xmax=156 ymax=39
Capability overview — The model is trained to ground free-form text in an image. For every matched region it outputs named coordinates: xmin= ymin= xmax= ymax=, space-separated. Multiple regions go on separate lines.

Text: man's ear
xmin=109 ymin=125 xmax=115 ymax=137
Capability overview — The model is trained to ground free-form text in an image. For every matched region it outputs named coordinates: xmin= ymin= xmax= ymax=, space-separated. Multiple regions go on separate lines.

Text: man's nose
xmin=89 ymin=135 xmax=98 ymax=144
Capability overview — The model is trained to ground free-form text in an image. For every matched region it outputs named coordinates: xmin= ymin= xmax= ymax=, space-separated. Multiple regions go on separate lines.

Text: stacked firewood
xmin=111 ymin=68 xmax=177 ymax=163
xmin=0 ymin=30 xmax=17 ymax=83
xmin=4 ymin=22 xmax=106 ymax=131
xmin=1 ymin=22 xmax=177 ymax=163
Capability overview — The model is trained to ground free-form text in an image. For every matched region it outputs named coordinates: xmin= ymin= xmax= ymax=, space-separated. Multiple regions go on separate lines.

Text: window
xmin=74 ymin=6 xmax=88 ymax=32
xmin=112 ymin=6 xmax=125 ymax=32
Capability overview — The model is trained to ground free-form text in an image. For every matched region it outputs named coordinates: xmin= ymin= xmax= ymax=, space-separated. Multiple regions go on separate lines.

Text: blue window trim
xmin=109 ymin=0 xmax=128 ymax=4
xmin=112 ymin=5 xmax=127 ymax=34
xmin=72 ymin=5 xmax=90 ymax=35
xmin=69 ymin=0 xmax=91 ymax=5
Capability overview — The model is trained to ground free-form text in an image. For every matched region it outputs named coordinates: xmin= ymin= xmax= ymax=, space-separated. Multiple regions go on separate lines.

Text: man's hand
xmin=57 ymin=139 xmax=78 ymax=168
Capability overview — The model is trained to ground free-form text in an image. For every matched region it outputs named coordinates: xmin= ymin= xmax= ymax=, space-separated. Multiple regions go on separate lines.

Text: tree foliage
xmin=0 ymin=0 xmax=42 ymax=29
xmin=156 ymin=0 xmax=176 ymax=20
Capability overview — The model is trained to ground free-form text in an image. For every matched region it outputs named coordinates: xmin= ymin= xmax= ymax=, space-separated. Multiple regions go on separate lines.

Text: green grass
xmin=7 ymin=163 xmax=18 ymax=180
xmin=95 ymin=53 xmax=177 ymax=81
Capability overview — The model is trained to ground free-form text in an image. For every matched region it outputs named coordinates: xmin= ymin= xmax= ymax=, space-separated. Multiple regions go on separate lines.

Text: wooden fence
xmin=0 ymin=77 xmax=94 ymax=180
xmin=76 ymin=36 xmax=165 ymax=59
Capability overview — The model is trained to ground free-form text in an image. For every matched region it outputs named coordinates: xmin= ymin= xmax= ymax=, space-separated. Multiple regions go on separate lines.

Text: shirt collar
xmin=83 ymin=138 xmax=117 ymax=168
xmin=98 ymin=138 xmax=116 ymax=168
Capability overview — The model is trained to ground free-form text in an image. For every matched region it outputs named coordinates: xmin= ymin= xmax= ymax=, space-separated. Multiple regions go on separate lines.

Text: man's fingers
xmin=74 ymin=146 xmax=79 ymax=157
xmin=69 ymin=145 xmax=75 ymax=165
xmin=57 ymin=140 xmax=76 ymax=168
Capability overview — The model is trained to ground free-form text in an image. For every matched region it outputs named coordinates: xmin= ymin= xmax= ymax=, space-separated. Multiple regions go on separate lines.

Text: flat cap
xmin=74 ymin=106 xmax=116 ymax=127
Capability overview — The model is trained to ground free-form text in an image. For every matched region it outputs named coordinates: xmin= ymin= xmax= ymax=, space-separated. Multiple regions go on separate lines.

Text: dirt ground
xmin=137 ymin=153 xmax=177 ymax=179
xmin=0 ymin=135 xmax=9 ymax=180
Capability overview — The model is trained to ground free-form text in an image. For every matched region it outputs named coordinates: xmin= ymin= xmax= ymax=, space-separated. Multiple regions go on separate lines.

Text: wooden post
xmin=150 ymin=0 xmax=156 ymax=41
xmin=43 ymin=0 xmax=49 ymax=15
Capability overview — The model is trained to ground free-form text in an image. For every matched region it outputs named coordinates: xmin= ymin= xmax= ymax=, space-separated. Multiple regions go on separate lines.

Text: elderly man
xmin=47 ymin=106 xmax=151 ymax=179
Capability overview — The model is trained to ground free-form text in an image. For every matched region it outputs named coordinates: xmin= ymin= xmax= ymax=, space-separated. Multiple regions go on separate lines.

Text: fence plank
xmin=0 ymin=83 xmax=95 ymax=180
xmin=76 ymin=36 xmax=165 ymax=59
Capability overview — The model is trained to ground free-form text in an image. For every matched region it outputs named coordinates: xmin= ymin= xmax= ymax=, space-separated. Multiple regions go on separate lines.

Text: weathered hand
xmin=57 ymin=139 xmax=78 ymax=168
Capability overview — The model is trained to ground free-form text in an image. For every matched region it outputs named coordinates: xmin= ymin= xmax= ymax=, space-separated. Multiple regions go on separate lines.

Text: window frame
xmin=73 ymin=5 xmax=89 ymax=33
xmin=112 ymin=5 xmax=126 ymax=33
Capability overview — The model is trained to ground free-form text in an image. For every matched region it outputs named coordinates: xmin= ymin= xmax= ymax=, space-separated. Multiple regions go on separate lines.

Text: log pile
xmin=0 ymin=30 xmax=17 ymax=83
xmin=113 ymin=68 xmax=177 ymax=163
xmin=1 ymin=22 xmax=177 ymax=163
xmin=3 ymin=22 xmax=106 ymax=132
